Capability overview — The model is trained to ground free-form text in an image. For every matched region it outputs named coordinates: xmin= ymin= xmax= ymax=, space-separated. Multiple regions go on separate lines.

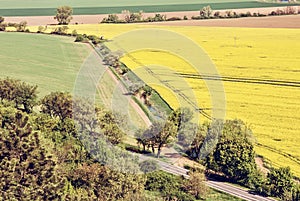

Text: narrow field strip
xmin=1 ymin=2 xmax=298 ymax=16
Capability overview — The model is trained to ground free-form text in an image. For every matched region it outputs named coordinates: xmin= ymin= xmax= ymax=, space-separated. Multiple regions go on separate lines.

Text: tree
xmin=0 ymin=78 xmax=38 ymax=113
xmin=206 ymin=119 xmax=257 ymax=183
xmin=0 ymin=112 xmax=65 ymax=200
xmin=145 ymin=171 xmax=194 ymax=201
xmin=184 ymin=170 xmax=208 ymax=199
xmin=54 ymin=6 xmax=73 ymax=25
xmin=40 ymin=91 xmax=72 ymax=121
xmin=267 ymin=167 xmax=294 ymax=199
xmin=97 ymin=110 xmax=126 ymax=144
xmin=69 ymin=163 xmax=145 ymax=200
xmin=200 ymin=5 xmax=213 ymax=18
xmin=186 ymin=123 xmax=207 ymax=158
xmin=0 ymin=23 xmax=6 ymax=31
xmin=15 ymin=21 xmax=27 ymax=32
xmin=103 ymin=52 xmax=121 ymax=68
xmin=153 ymin=120 xmax=177 ymax=158
xmin=0 ymin=17 xmax=6 ymax=31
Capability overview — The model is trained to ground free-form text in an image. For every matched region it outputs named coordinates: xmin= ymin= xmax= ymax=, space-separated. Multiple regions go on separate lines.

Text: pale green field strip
xmin=0 ymin=0 xmax=297 ymax=16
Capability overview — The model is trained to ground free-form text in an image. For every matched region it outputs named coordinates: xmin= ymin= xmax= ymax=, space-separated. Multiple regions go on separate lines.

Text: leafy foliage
xmin=206 ymin=119 xmax=257 ymax=183
xmin=41 ymin=92 xmax=72 ymax=121
xmin=0 ymin=111 xmax=65 ymax=200
xmin=139 ymin=160 xmax=160 ymax=173
xmin=145 ymin=171 xmax=194 ymax=201
xmin=0 ymin=78 xmax=38 ymax=113
xmin=54 ymin=6 xmax=73 ymax=25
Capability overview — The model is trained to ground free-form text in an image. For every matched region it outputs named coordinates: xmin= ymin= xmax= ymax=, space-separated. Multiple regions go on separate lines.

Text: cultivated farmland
xmin=121 ymin=27 xmax=300 ymax=177
xmin=0 ymin=0 xmax=297 ymax=16
xmin=53 ymin=24 xmax=300 ymax=176
xmin=0 ymin=32 xmax=91 ymax=96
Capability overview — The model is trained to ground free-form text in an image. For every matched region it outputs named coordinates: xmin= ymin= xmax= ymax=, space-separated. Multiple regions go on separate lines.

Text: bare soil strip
xmin=4 ymin=6 xmax=300 ymax=28
xmin=143 ymin=15 xmax=300 ymax=28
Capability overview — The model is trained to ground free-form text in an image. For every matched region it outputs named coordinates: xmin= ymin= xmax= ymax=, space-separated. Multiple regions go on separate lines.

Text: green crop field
xmin=0 ymin=0 xmax=297 ymax=16
xmin=0 ymin=32 xmax=148 ymax=133
xmin=0 ymin=32 xmax=91 ymax=97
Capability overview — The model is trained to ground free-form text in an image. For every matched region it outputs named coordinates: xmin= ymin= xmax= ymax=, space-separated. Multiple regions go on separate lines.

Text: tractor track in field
xmin=174 ymin=73 xmax=300 ymax=88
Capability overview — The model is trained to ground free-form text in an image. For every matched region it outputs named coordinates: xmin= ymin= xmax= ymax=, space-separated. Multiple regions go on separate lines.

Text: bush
xmin=0 ymin=23 xmax=7 ymax=31
xmin=51 ymin=26 xmax=68 ymax=35
xmin=240 ymin=12 xmax=252 ymax=17
xmin=37 ymin=26 xmax=45 ymax=33
xmin=285 ymin=6 xmax=296 ymax=14
xmin=0 ymin=16 xmax=4 ymax=23
xmin=15 ymin=21 xmax=27 ymax=32
xmin=102 ymin=14 xmax=119 ymax=23
xmin=200 ymin=5 xmax=213 ymax=18
xmin=167 ymin=17 xmax=182 ymax=21
xmin=183 ymin=15 xmax=188 ymax=20
xmin=214 ymin=11 xmax=221 ymax=18
xmin=145 ymin=171 xmax=194 ymax=201
xmin=71 ymin=29 xmax=77 ymax=36
xmin=87 ymin=35 xmax=101 ymax=44
xmin=74 ymin=34 xmax=85 ymax=42
xmin=147 ymin=14 xmax=166 ymax=22
xmin=191 ymin=16 xmax=202 ymax=20
xmin=139 ymin=160 xmax=160 ymax=173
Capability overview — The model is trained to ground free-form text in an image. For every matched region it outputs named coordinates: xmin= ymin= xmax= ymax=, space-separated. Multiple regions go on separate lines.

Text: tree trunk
xmin=157 ymin=146 xmax=161 ymax=158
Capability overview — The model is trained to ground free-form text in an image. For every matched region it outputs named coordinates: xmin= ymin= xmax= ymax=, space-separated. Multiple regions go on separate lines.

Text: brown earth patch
xmin=141 ymin=15 xmax=300 ymax=28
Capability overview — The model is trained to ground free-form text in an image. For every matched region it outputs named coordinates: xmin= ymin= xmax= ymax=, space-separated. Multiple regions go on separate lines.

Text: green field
xmin=0 ymin=0 xmax=297 ymax=16
xmin=0 ymin=32 xmax=91 ymax=96
xmin=0 ymin=32 xmax=148 ymax=133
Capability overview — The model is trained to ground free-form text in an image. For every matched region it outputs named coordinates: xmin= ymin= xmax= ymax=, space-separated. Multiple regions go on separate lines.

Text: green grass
xmin=0 ymin=32 xmax=91 ymax=97
xmin=205 ymin=189 xmax=244 ymax=201
xmin=144 ymin=189 xmax=243 ymax=201
xmin=0 ymin=1 xmax=298 ymax=16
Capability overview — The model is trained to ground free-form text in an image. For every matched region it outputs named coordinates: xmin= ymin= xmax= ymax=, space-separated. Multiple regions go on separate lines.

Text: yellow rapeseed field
xmin=29 ymin=24 xmax=300 ymax=176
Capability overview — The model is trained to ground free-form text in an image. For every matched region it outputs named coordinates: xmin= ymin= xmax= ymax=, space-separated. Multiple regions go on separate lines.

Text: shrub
xmin=0 ymin=23 xmax=7 ymax=31
xmin=75 ymin=34 xmax=85 ymax=42
xmin=285 ymin=6 xmax=296 ymax=14
xmin=240 ymin=12 xmax=252 ymax=17
xmin=145 ymin=171 xmax=194 ymax=200
xmin=7 ymin=22 xmax=17 ymax=27
xmin=167 ymin=17 xmax=182 ymax=21
xmin=214 ymin=11 xmax=221 ymax=18
xmin=87 ymin=35 xmax=101 ymax=44
xmin=122 ymin=10 xmax=143 ymax=23
xmin=200 ymin=5 xmax=213 ymax=18
xmin=51 ymin=26 xmax=68 ymax=35
xmin=0 ymin=16 xmax=4 ymax=23
xmin=102 ymin=14 xmax=119 ymax=23
xmin=183 ymin=15 xmax=188 ymax=20
xmin=191 ymin=16 xmax=202 ymax=20
xmin=139 ymin=160 xmax=159 ymax=173
xmin=149 ymin=13 xmax=166 ymax=22
xmin=37 ymin=26 xmax=45 ymax=33
xmin=15 ymin=21 xmax=27 ymax=32
xmin=71 ymin=29 xmax=77 ymax=36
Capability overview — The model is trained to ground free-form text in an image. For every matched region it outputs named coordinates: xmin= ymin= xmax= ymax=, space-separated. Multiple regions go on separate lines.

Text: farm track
xmin=256 ymin=143 xmax=300 ymax=166
xmin=175 ymin=73 xmax=300 ymax=88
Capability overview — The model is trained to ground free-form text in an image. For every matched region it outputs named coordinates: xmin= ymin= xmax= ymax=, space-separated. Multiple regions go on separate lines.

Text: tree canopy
xmin=54 ymin=6 xmax=73 ymax=25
